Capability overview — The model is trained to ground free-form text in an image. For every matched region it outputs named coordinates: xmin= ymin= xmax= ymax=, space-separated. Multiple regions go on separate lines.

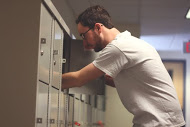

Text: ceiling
xmin=66 ymin=0 xmax=190 ymax=51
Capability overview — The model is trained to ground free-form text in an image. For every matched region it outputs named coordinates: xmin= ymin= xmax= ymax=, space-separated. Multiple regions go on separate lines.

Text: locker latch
xmin=41 ymin=38 xmax=46 ymax=44
xmin=62 ymin=58 xmax=66 ymax=64
xmin=36 ymin=118 xmax=42 ymax=124
xmin=50 ymin=119 xmax=55 ymax=124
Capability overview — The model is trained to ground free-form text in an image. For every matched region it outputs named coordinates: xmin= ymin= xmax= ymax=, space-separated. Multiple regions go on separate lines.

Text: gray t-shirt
xmin=93 ymin=31 xmax=185 ymax=127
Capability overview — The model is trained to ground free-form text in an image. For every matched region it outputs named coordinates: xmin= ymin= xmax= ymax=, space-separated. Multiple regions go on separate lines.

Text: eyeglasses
xmin=80 ymin=27 xmax=93 ymax=39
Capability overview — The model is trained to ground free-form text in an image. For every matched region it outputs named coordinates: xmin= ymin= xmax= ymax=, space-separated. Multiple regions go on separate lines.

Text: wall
xmin=0 ymin=0 xmax=41 ymax=127
xmin=105 ymin=86 xmax=134 ymax=127
xmin=158 ymin=51 xmax=190 ymax=127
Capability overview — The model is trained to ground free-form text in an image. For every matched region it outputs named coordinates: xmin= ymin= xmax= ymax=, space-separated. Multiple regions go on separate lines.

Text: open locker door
xmin=68 ymin=39 xmax=105 ymax=95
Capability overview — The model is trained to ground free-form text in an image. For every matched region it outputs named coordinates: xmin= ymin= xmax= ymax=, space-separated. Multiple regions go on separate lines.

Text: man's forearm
xmin=62 ymin=63 xmax=105 ymax=89
xmin=62 ymin=71 xmax=82 ymax=89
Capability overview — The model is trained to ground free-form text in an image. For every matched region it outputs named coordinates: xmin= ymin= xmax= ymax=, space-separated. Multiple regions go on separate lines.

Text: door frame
xmin=162 ymin=59 xmax=186 ymax=121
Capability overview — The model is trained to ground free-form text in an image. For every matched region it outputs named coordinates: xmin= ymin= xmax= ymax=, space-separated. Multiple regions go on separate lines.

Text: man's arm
xmin=62 ymin=63 xmax=105 ymax=89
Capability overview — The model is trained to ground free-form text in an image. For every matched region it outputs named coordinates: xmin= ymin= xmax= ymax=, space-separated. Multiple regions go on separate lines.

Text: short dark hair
xmin=76 ymin=5 xmax=114 ymax=29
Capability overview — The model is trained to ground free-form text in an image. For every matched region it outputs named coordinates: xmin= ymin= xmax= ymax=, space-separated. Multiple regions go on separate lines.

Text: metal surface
xmin=87 ymin=104 xmax=92 ymax=127
xmin=49 ymin=87 xmax=59 ymax=127
xmin=39 ymin=4 xmax=53 ymax=84
xmin=36 ymin=81 xmax=49 ymax=127
xmin=52 ymin=20 xmax=64 ymax=89
xmin=96 ymin=95 xmax=105 ymax=111
xmin=68 ymin=95 xmax=74 ymax=127
xmin=73 ymin=98 xmax=80 ymax=127
xmin=58 ymin=92 xmax=66 ymax=127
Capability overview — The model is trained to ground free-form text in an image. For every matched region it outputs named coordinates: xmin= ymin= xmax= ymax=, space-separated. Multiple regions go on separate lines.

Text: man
xmin=62 ymin=5 xmax=185 ymax=127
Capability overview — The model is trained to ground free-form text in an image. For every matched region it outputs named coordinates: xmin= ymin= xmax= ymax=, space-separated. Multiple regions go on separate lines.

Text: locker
xmin=52 ymin=20 xmax=64 ymax=89
xmin=73 ymin=98 xmax=81 ymax=127
xmin=49 ymin=87 xmax=59 ymax=127
xmin=90 ymin=95 xmax=96 ymax=108
xmin=87 ymin=104 xmax=92 ymax=127
xmin=58 ymin=92 xmax=66 ymax=127
xmin=81 ymin=94 xmax=90 ymax=104
xmin=39 ymin=4 xmax=53 ymax=84
xmin=96 ymin=109 xmax=104 ymax=126
xmin=83 ymin=103 xmax=88 ymax=127
xmin=96 ymin=95 xmax=105 ymax=126
xmin=91 ymin=107 xmax=98 ymax=127
xmin=96 ymin=95 xmax=105 ymax=111
xmin=68 ymin=95 xmax=74 ymax=127
xmin=36 ymin=81 xmax=49 ymax=127
xmin=68 ymin=40 xmax=105 ymax=95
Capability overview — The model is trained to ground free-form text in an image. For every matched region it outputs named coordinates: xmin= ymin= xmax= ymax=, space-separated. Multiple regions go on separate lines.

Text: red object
xmin=186 ymin=42 xmax=190 ymax=53
xmin=74 ymin=121 xmax=81 ymax=126
xmin=97 ymin=121 xmax=104 ymax=127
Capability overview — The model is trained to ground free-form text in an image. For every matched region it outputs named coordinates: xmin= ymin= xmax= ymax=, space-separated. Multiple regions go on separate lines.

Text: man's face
xmin=77 ymin=23 xmax=103 ymax=52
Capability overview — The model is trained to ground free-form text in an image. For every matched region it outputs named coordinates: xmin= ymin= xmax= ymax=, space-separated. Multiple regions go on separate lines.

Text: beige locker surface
xmin=49 ymin=87 xmax=59 ymax=127
xmin=52 ymin=20 xmax=64 ymax=89
xmin=39 ymin=4 xmax=53 ymax=84
xmin=36 ymin=82 xmax=49 ymax=127
xmin=74 ymin=98 xmax=81 ymax=127
xmin=68 ymin=96 xmax=74 ymax=127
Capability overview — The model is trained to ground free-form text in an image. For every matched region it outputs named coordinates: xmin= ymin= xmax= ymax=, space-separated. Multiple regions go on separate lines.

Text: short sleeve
xmin=92 ymin=43 xmax=128 ymax=78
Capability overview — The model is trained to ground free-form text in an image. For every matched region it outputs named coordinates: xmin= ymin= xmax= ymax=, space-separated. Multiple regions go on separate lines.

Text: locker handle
xmin=41 ymin=50 xmax=44 ymax=56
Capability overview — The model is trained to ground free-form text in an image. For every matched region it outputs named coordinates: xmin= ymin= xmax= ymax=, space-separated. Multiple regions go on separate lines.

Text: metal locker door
xmin=68 ymin=95 xmax=74 ymax=127
xmin=73 ymin=96 xmax=80 ymax=127
xmin=36 ymin=81 xmax=49 ymax=127
xmin=96 ymin=95 xmax=105 ymax=126
xmin=87 ymin=104 xmax=92 ymax=127
xmin=52 ymin=20 xmax=63 ymax=89
xmin=68 ymin=40 xmax=105 ymax=95
xmin=80 ymin=100 xmax=85 ymax=127
xmin=39 ymin=4 xmax=53 ymax=84
xmin=59 ymin=92 xmax=66 ymax=127
xmin=81 ymin=94 xmax=90 ymax=127
xmin=84 ymin=103 xmax=89 ymax=127
xmin=96 ymin=95 xmax=105 ymax=111
xmin=91 ymin=107 xmax=97 ymax=127
xmin=49 ymin=87 xmax=59 ymax=127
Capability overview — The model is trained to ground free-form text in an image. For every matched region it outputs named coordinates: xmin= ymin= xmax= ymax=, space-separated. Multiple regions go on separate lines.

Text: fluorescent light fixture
xmin=186 ymin=8 xmax=190 ymax=19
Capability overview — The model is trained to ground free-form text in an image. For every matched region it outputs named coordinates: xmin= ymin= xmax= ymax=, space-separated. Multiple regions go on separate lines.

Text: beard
xmin=93 ymin=32 xmax=103 ymax=52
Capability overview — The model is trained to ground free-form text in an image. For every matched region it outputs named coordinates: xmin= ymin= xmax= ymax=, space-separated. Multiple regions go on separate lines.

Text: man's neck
xmin=104 ymin=28 xmax=120 ymax=45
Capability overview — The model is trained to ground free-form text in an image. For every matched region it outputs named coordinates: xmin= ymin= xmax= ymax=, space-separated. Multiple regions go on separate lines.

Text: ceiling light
xmin=186 ymin=8 xmax=190 ymax=19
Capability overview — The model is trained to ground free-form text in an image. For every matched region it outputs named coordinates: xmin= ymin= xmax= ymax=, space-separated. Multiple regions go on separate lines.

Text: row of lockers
xmin=36 ymin=81 xmax=105 ymax=127
xmin=35 ymin=2 xmax=105 ymax=127
xmin=38 ymin=3 xmax=63 ymax=89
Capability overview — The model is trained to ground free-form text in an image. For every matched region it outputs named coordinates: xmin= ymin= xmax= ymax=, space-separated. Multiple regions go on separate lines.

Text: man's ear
xmin=95 ymin=23 xmax=102 ymax=33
